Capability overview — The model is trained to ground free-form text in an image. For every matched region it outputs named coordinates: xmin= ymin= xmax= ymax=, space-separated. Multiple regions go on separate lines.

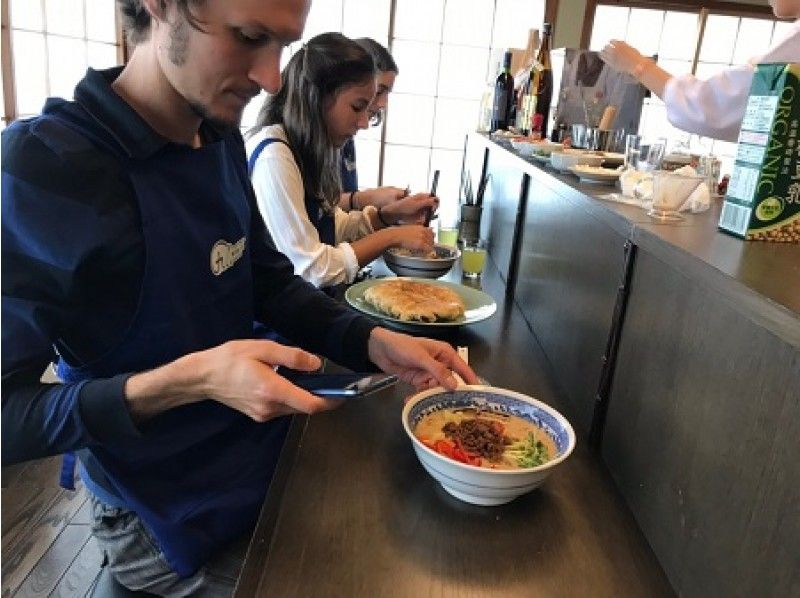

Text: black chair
xmin=89 ymin=566 xmax=158 ymax=598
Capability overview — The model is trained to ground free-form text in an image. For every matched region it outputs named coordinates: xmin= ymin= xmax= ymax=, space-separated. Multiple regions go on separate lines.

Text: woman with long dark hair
xmin=247 ymin=33 xmax=436 ymax=289
xmin=338 ymin=38 xmax=399 ymax=202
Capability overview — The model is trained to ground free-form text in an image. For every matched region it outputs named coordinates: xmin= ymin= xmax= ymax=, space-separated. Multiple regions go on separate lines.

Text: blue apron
xmin=340 ymin=137 xmax=358 ymax=193
xmin=52 ymin=106 xmax=290 ymax=577
xmin=248 ymin=137 xmax=335 ymax=246
xmin=248 ymin=138 xmax=337 ymax=339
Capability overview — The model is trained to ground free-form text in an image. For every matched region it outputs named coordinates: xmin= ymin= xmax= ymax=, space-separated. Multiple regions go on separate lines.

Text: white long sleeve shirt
xmin=246 ymin=124 xmax=376 ymax=288
xmin=663 ymin=19 xmax=800 ymax=141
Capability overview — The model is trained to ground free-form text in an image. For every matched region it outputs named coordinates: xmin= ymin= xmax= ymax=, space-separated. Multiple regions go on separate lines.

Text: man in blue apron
xmin=1 ymin=1 xmax=477 ymax=595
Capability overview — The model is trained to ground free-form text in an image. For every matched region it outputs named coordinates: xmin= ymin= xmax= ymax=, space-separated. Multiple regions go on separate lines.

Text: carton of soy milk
xmin=719 ymin=63 xmax=800 ymax=242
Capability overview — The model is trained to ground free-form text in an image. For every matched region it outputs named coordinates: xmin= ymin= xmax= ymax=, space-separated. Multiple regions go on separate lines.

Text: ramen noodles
xmin=389 ymin=248 xmax=439 ymax=259
xmin=414 ymin=407 xmax=556 ymax=469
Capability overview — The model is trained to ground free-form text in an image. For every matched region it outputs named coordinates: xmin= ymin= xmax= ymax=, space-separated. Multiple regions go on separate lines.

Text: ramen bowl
xmin=384 ymin=244 xmax=460 ymax=279
xmin=530 ymin=141 xmax=566 ymax=157
xmin=509 ymin=138 xmax=537 ymax=157
xmin=550 ymin=150 xmax=604 ymax=173
xmin=402 ymin=386 xmax=576 ymax=506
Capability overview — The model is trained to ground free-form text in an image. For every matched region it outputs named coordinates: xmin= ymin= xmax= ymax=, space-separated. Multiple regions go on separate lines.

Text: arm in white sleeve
xmin=250 ymin=143 xmax=361 ymax=288
xmin=663 ymin=66 xmax=755 ymax=142
xmin=335 ymin=206 xmax=375 ymax=243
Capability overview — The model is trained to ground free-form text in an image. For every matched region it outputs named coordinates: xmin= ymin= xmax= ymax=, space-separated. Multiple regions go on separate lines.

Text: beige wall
xmin=554 ymin=0 xmax=587 ymax=48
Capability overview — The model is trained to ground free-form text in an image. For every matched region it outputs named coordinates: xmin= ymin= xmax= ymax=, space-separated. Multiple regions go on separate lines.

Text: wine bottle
xmin=491 ymin=51 xmax=514 ymax=132
xmin=533 ymin=22 xmax=553 ymax=139
xmin=519 ymin=58 xmax=538 ymax=136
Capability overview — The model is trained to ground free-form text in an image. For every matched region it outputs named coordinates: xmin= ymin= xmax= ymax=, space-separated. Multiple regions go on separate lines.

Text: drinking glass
xmin=639 ymin=138 xmax=667 ymax=172
xmin=624 ymin=134 xmax=641 ymax=169
xmin=585 ymin=127 xmax=600 ymax=151
xmin=697 ymin=155 xmax=721 ymax=196
xmin=646 ymin=171 xmax=705 ymax=222
xmin=571 ymin=124 xmax=588 ymax=149
xmin=461 ymin=240 xmax=487 ymax=278
xmin=437 ymin=221 xmax=459 ymax=247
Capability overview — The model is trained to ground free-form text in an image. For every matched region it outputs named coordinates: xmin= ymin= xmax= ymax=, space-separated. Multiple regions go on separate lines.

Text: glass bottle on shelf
xmin=491 ymin=51 xmax=514 ymax=132
xmin=518 ymin=60 xmax=538 ymax=136
xmin=533 ymin=22 xmax=553 ymax=139
xmin=477 ymin=82 xmax=494 ymax=132
xmin=509 ymin=89 xmax=519 ymax=130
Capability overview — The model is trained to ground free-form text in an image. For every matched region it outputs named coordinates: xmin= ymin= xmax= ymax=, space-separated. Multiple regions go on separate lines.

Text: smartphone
xmin=277 ymin=368 xmax=398 ymax=398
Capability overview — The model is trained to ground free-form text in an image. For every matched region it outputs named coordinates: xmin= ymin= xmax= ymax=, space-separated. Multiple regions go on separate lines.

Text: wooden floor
xmin=2 ymin=457 xmax=101 ymax=598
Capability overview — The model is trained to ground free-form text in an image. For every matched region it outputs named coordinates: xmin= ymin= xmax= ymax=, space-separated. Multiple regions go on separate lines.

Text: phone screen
xmin=277 ymin=369 xmax=398 ymax=398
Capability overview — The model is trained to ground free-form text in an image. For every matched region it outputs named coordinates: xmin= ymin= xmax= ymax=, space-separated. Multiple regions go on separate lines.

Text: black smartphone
xmin=277 ymin=368 xmax=398 ymax=398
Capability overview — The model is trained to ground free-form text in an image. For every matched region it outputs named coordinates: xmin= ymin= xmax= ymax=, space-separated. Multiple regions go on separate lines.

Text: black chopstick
xmin=425 ymin=170 xmax=440 ymax=226
xmin=476 ymin=148 xmax=489 ymax=208
xmin=430 ymin=169 xmax=440 ymax=197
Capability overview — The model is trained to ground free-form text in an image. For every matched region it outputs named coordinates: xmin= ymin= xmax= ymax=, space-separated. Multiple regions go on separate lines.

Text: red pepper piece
xmin=434 ymin=439 xmax=455 ymax=459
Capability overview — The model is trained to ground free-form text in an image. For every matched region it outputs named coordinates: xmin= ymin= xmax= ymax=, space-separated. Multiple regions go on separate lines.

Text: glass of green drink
xmin=438 ymin=227 xmax=459 ymax=247
xmin=461 ymin=240 xmax=487 ymax=278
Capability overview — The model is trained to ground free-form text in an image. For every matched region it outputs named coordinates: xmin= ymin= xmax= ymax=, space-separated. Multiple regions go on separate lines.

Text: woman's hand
xmin=367 ymin=328 xmax=479 ymax=390
xmin=365 ymin=186 xmax=409 ymax=208
xmin=599 ymin=40 xmax=645 ymax=75
xmin=382 ymin=193 xmax=439 ymax=225
xmin=391 ymin=224 xmax=435 ymax=252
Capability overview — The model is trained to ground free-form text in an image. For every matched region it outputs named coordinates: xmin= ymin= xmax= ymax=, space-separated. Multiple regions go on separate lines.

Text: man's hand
xmin=124 ymin=340 xmax=343 ymax=423
xmin=367 ymin=328 xmax=479 ymax=390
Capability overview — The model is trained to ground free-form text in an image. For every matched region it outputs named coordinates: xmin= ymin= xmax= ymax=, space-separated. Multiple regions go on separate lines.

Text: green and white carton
xmin=719 ymin=63 xmax=800 ymax=243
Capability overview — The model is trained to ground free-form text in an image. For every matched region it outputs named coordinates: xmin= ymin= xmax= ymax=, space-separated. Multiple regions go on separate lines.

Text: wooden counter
xmin=465 ymin=133 xmax=800 ymax=597
xmin=235 ymin=134 xmax=798 ymax=597
xmin=234 ymin=256 xmax=674 ymax=597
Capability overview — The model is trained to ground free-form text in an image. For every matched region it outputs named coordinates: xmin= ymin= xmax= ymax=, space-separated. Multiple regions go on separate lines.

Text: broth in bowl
xmin=390 ymin=247 xmax=439 ymax=259
xmin=403 ymin=386 xmax=576 ymax=505
xmin=414 ymin=408 xmax=556 ymax=469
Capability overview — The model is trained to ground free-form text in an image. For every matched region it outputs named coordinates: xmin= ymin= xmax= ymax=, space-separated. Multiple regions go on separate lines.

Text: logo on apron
xmin=210 ymin=237 xmax=246 ymax=275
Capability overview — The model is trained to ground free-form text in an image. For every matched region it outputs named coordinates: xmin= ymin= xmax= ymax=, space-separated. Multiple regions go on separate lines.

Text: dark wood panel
xmin=514 ymin=179 xmax=628 ymax=433
xmin=633 ymin=220 xmax=800 ymax=344
xmin=473 ymin=146 xmax=527 ymax=285
xmin=603 ymin=248 xmax=800 ymax=597
xmin=12 ymin=525 xmax=92 ymax=598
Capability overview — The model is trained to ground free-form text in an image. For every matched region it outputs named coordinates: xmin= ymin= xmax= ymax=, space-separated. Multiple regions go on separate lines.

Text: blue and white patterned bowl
xmin=402 ymin=385 xmax=576 ymax=506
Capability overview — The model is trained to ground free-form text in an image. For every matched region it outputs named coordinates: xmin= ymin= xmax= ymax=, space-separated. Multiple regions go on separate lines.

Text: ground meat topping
xmin=442 ymin=418 xmax=509 ymax=462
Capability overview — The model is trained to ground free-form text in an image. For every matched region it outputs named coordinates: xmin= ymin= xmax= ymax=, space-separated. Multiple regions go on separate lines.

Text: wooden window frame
xmin=580 ymin=0 xmax=779 ymax=49
xmin=0 ymin=0 xmax=125 ymax=124
xmin=379 ymin=0 xmax=549 ymax=186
